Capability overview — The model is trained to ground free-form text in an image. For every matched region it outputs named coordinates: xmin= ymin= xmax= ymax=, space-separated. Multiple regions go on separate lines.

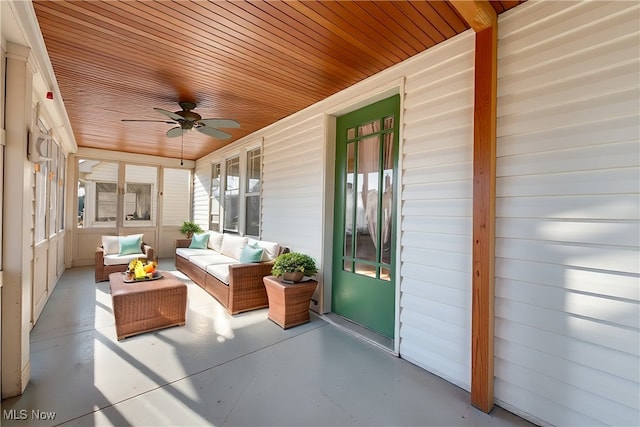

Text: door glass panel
xmin=354 ymin=262 xmax=376 ymax=279
xmin=381 ymin=133 xmax=394 ymax=269
xmin=343 ymin=142 xmax=355 ymax=263
xmin=358 ymin=120 xmax=380 ymax=136
xmin=347 ymin=127 xmax=356 ymax=140
xmin=383 ymin=116 xmax=394 ymax=130
xmin=339 ymin=115 xmax=394 ymax=281
xmin=355 ymin=135 xmax=379 ymax=264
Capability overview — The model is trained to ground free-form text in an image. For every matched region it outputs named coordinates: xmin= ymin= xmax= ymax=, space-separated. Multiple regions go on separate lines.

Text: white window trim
xmin=210 ymin=139 xmax=263 ymax=237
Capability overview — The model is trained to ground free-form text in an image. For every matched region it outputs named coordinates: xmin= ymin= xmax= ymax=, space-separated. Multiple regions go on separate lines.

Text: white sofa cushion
xmin=190 ymin=254 xmax=237 ymax=270
xmin=248 ymin=238 xmax=280 ymax=261
xmin=206 ymin=262 xmax=239 ymax=285
xmin=207 ymin=231 xmax=224 ymax=252
xmin=220 ymin=235 xmax=248 ymax=260
xmin=103 ymin=253 xmax=146 ymax=266
xmin=176 ymin=247 xmax=216 ymax=260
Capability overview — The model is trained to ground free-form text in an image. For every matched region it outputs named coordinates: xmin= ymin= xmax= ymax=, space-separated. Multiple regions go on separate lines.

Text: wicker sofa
xmin=95 ymin=234 xmax=155 ymax=282
xmin=175 ymin=232 xmax=287 ymax=314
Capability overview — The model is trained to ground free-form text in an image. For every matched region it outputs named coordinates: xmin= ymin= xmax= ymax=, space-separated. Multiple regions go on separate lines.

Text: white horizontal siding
xmin=162 ymin=168 xmax=190 ymax=226
xmin=399 ymin=31 xmax=474 ymax=390
xmin=261 ymin=115 xmax=324 ymax=261
xmin=495 ymin=2 xmax=640 ymax=426
xmin=83 ymin=161 xmax=117 ymax=181
xmin=192 ymin=161 xmax=210 ymax=230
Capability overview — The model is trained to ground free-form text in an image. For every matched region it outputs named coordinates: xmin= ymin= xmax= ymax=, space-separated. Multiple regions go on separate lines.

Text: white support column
xmin=2 ymin=42 xmax=34 ymax=398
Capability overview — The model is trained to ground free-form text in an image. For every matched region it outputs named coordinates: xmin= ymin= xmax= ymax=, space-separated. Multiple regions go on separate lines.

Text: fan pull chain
xmin=180 ymin=131 xmax=184 ymax=166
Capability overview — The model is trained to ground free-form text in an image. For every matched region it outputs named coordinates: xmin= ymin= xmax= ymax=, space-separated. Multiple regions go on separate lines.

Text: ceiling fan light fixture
xmin=176 ymin=110 xmax=201 ymax=122
xmin=122 ymin=101 xmax=239 ymax=140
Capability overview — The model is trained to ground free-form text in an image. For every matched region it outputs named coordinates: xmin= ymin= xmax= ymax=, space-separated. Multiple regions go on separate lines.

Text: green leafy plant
xmin=180 ymin=221 xmax=203 ymax=238
xmin=271 ymin=252 xmax=318 ymax=277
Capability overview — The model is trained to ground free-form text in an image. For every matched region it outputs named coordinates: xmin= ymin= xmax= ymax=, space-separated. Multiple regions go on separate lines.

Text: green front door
xmin=332 ymin=95 xmax=399 ymax=338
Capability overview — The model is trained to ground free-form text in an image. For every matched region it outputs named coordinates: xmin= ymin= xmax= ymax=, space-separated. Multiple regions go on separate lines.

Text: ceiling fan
xmin=122 ymin=101 xmax=240 ymax=139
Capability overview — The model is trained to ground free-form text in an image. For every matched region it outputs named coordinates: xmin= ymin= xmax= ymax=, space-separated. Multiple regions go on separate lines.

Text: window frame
xmin=211 ymin=141 xmax=263 ymax=237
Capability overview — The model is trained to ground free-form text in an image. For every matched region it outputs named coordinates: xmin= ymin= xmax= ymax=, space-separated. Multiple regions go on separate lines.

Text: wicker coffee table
xmin=109 ymin=271 xmax=187 ymax=340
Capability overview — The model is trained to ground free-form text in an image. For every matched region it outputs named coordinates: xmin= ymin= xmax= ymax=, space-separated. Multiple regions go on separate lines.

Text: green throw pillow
xmin=119 ymin=234 xmax=142 ymax=255
xmin=189 ymin=233 xmax=210 ymax=249
xmin=239 ymin=243 xmax=263 ymax=263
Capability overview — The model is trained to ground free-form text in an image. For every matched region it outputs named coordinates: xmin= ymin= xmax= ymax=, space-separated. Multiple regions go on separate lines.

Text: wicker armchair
xmin=95 ymin=242 xmax=155 ymax=282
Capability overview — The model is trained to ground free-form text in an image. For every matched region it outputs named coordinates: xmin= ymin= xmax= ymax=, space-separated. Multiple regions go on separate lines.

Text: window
xmin=48 ymin=141 xmax=58 ymax=238
xmin=215 ymin=145 xmax=263 ymax=236
xmin=223 ymin=156 xmax=240 ymax=233
xmin=57 ymin=147 xmax=66 ymax=231
xmin=77 ymin=160 xmax=165 ymax=229
xmin=33 ymin=131 xmax=65 ymax=243
xmin=245 ymin=148 xmax=261 ymax=237
xmin=77 ymin=160 xmax=118 ymax=228
xmin=210 ymin=163 xmax=221 ymax=231
xmin=34 ymin=139 xmax=49 ymax=243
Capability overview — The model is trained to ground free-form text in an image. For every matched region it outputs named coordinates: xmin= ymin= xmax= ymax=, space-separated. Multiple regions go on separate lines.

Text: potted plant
xmin=180 ymin=221 xmax=203 ymax=239
xmin=271 ymin=252 xmax=318 ymax=282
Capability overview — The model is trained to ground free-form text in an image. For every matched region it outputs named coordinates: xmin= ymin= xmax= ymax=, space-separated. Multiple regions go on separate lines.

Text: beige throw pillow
xmin=101 ymin=236 xmax=120 ymax=255
xmin=219 ymin=234 xmax=248 ymax=260
xmin=207 ymin=231 xmax=224 ymax=252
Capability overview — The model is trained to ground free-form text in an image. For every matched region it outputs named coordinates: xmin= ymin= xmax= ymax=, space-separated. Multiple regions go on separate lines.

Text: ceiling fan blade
xmin=199 ymin=118 xmax=240 ymax=128
xmin=121 ymin=119 xmax=176 ymax=123
xmin=154 ymin=108 xmax=184 ymax=121
xmin=196 ymin=126 xmax=231 ymax=139
xmin=166 ymin=126 xmax=184 ymax=138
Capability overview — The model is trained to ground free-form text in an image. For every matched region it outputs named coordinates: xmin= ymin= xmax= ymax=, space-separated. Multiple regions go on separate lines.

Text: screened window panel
xmin=78 ymin=160 xmax=118 ymax=228
xmin=124 ymin=164 xmax=157 ymax=227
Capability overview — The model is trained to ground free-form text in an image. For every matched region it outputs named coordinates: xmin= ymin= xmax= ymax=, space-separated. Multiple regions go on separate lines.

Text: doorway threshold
xmin=322 ymin=313 xmax=396 ymax=355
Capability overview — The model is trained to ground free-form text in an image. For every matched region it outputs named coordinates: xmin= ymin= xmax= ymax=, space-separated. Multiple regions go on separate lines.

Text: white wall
xmin=399 ymin=31 xmax=475 ymax=390
xmin=262 ymin=115 xmax=325 ymax=261
xmin=192 ymin=160 xmax=210 ymax=231
xmin=495 ymin=1 xmax=640 ymax=425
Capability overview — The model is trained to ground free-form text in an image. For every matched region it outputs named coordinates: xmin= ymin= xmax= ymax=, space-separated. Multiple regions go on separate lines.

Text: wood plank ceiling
xmin=33 ymin=0 xmax=522 ymax=161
